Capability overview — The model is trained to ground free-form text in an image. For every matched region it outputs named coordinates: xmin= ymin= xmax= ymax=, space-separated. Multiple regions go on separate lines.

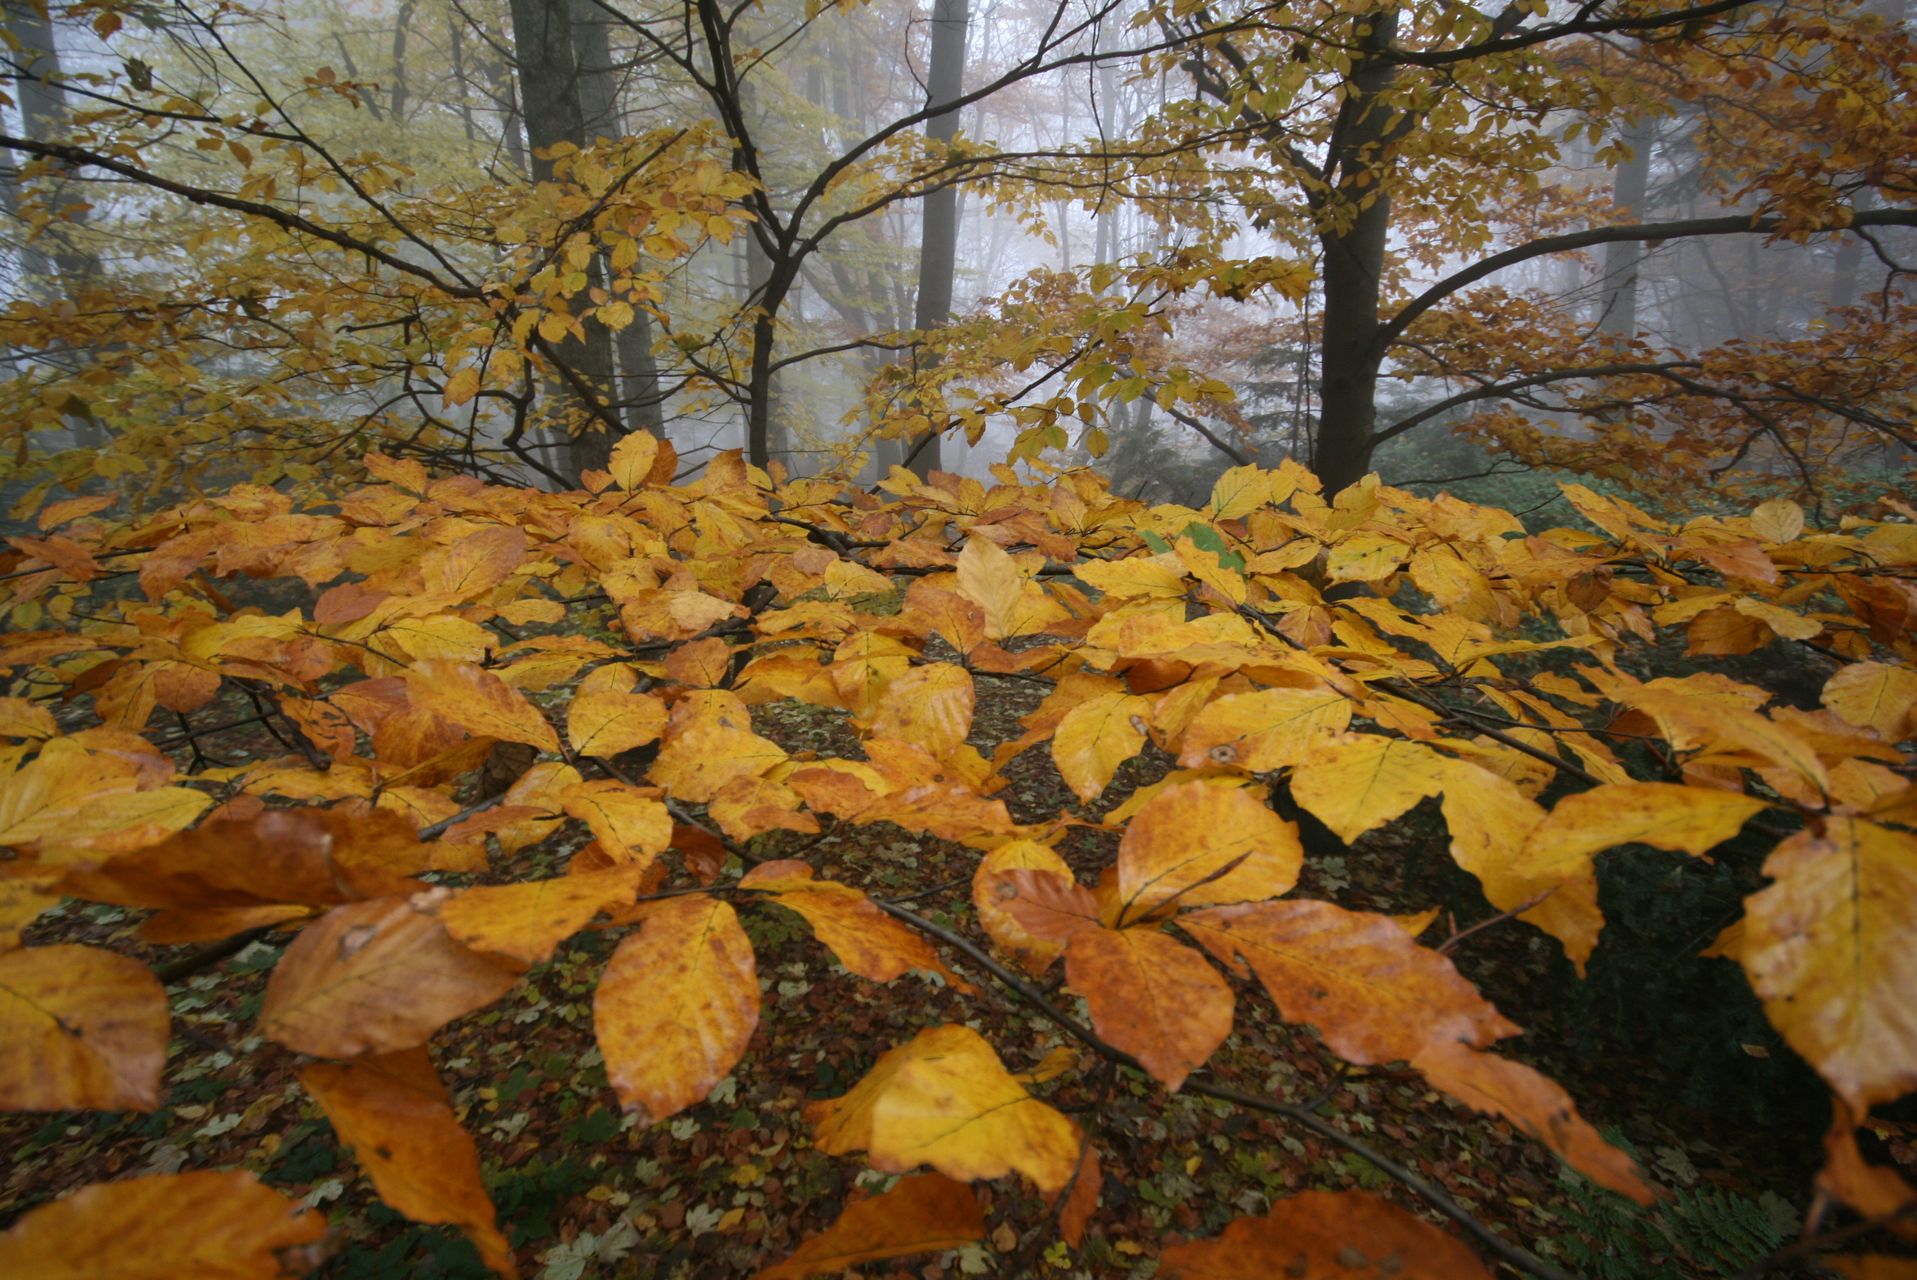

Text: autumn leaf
xmin=1176 ymin=686 xmax=1352 ymax=772
xmin=755 ymin=1173 xmax=983 ymax=1279
xmin=259 ymin=892 xmax=522 ymax=1058
xmin=989 ymin=867 xmax=1104 ymax=946
xmin=867 ymin=662 xmax=975 ymax=757
xmin=0 ymin=944 xmax=167 ymax=1112
xmin=594 ymin=895 xmax=758 ymax=1122
xmin=808 ymin=1023 xmax=1081 ymax=1191
xmin=0 ymin=1171 xmax=322 ymax=1279
xmin=1740 ymin=817 xmax=1917 ymax=1108
xmin=567 ymin=689 xmax=667 ymax=757
xmin=1116 ymin=780 xmax=1302 ymax=922
xmin=972 ymin=839 xmax=1078 ymax=972
xmin=1411 ymin=1039 xmax=1655 ymax=1204
xmin=560 ymin=780 xmax=672 ymax=864
xmin=404 ymin=659 xmax=558 ymax=752
xmin=1063 ymin=924 xmax=1233 ymax=1090
xmin=437 ymin=867 xmax=648 ymax=965
xmin=1051 ymin=688 xmax=1152 ymax=801
xmin=1823 ymin=662 xmax=1917 ymax=742
xmin=1159 ymin=1190 xmax=1492 ymax=1279
xmin=954 ymin=537 xmax=1066 ymax=640
xmin=1288 ymin=734 xmax=1447 ymax=844
xmin=301 ymin=1049 xmax=516 ymax=1277
xmin=740 ymin=861 xmax=969 ymax=989
xmin=1181 ymin=900 xmax=1518 ymax=1066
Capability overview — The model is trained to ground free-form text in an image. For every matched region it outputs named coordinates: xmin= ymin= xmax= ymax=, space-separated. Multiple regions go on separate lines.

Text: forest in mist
xmin=1 ymin=0 xmax=1911 ymax=509
xmin=3 ymin=3 xmax=1917 ymax=1279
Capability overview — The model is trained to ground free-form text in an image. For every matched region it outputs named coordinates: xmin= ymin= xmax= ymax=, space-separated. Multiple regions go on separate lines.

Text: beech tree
xmin=0 ymin=1 xmax=1914 ymax=1277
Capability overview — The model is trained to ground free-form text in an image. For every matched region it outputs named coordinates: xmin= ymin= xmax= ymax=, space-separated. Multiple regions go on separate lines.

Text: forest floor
xmin=3 ymin=671 xmax=1903 ymax=1279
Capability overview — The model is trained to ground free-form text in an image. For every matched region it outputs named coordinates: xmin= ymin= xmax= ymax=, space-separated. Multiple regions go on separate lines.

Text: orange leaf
xmin=1116 ymin=780 xmax=1301 ymax=922
xmin=754 ymin=1173 xmax=984 ymax=1279
xmin=1411 ymin=1039 xmax=1654 ymax=1204
xmin=1181 ymin=901 xmax=1517 ymax=1066
xmin=594 ymin=895 xmax=758 ymax=1122
xmin=259 ymin=892 xmax=521 ymax=1057
xmin=300 ymin=1050 xmax=516 ymax=1277
xmin=0 ymin=1171 xmax=322 ymax=1279
xmin=1176 ymin=686 xmax=1352 ymax=772
xmin=405 ymin=659 xmax=558 ymax=752
xmin=739 ymin=861 xmax=969 ymax=989
xmin=1064 ymin=925 xmax=1233 ymax=1090
xmin=1159 ymin=1190 xmax=1492 ymax=1278
xmin=0 ymin=944 xmax=167 ymax=1112
xmin=972 ymin=839 xmax=1077 ymax=973
xmin=988 ymin=867 xmax=1103 ymax=946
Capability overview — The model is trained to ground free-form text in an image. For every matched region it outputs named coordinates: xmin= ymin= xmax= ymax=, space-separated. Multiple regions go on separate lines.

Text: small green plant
xmin=1554 ymin=1135 xmax=1795 ymax=1279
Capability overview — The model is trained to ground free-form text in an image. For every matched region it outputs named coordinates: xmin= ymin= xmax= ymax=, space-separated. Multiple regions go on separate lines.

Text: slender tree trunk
xmin=1313 ymin=8 xmax=1399 ymax=497
xmin=906 ymin=0 xmax=968 ymax=479
xmin=5 ymin=1 xmax=95 ymax=288
xmin=508 ymin=0 xmax=617 ymax=481
xmin=1598 ymin=117 xmax=1652 ymax=341
xmin=566 ymin=0 xmax=664 ymax=440
xmin=389 ymin=1 xmax=417 ymax=122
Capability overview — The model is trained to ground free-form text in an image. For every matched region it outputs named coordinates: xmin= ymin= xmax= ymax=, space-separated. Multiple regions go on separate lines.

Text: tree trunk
xmin=906 ymin=0 xmax=968 ymax=479
xmin=1598 ymin=117 xmax=1652 ymax=341
xmin=508 ymin=0 xmax=618 ymax=481
xmin=5 ymin=1 xmax=95 ymax=289
xmin=1313 ymin=8 xmax=1399 ymax=498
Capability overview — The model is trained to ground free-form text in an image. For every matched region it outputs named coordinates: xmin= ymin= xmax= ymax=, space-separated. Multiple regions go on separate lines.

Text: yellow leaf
xmin=1176 ymin=686 xmax=1351 ymax=772
xmin=1742 ymin=818 xmax=1917 ymax=1108
xmin=1116 ymin=780 xmax=1302 ymax=922
xmin=1209 ymin=464 xmax=1272 ymax=520
xmin=955 ymin=537 xmax=1066 ymax=641
xmin=443 ymin=366 xmax=481 ymax=406
xmin=649 ymin=714 xmax=789 ymax=802
xmin=438 ymin=867 xmax=647 ymax=965
xmin=561 ymin=780 xmax=671 ymax=864
xmin=1751 ymin=498 xmax=1806 ymax=544
xmin=1050 ymin=689 xmax=1151 ymax=801
xmin=1289 ymin=734 xmax=1447 ymax=843
xmin=1325 ymin=532 xmax=1409 ymax=583
xmin=567 ymin=689 xmax=667 ymax=758
xmin=1073 ymin=553 xmax=1188 ymax=600
xmin=867 ymin=663 xmax=975 ymax=757
xmin=1823 ymin=663 xmax=1917 ymax=742
xmin=808 ymin=1024 xmax=1081 ymax=1191
xmin=1516 ymin=783 xmax=1768 ymax=887
xmin=594 ymin=895 xmax=758 ymax=1122
xmin=608 ymin=431 xmax=664 ymax=490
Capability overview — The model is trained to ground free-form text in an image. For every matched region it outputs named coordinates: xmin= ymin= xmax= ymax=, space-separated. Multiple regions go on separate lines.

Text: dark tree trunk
xmin=906 ymin=0 xmax=968 ymax=479
xmin=1313 ymin=8 xmax=1398 ymax=498
xmin=1598 ymin=118 xmax=1652 ymax=341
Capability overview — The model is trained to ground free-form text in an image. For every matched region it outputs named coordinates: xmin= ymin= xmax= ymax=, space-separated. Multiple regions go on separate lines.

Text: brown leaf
xmin=260 ymin=893 xmax=521 ymax=1057
xmin=301 ymin=1050 xmax=516 ymax=1277
xmin=405 ymin=659 xmax=558 ymax=752
xmin=989 ymin=868 xmax=1103 ymax=946
xmin=0 ymin=944 xmax=167 ymax=1112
